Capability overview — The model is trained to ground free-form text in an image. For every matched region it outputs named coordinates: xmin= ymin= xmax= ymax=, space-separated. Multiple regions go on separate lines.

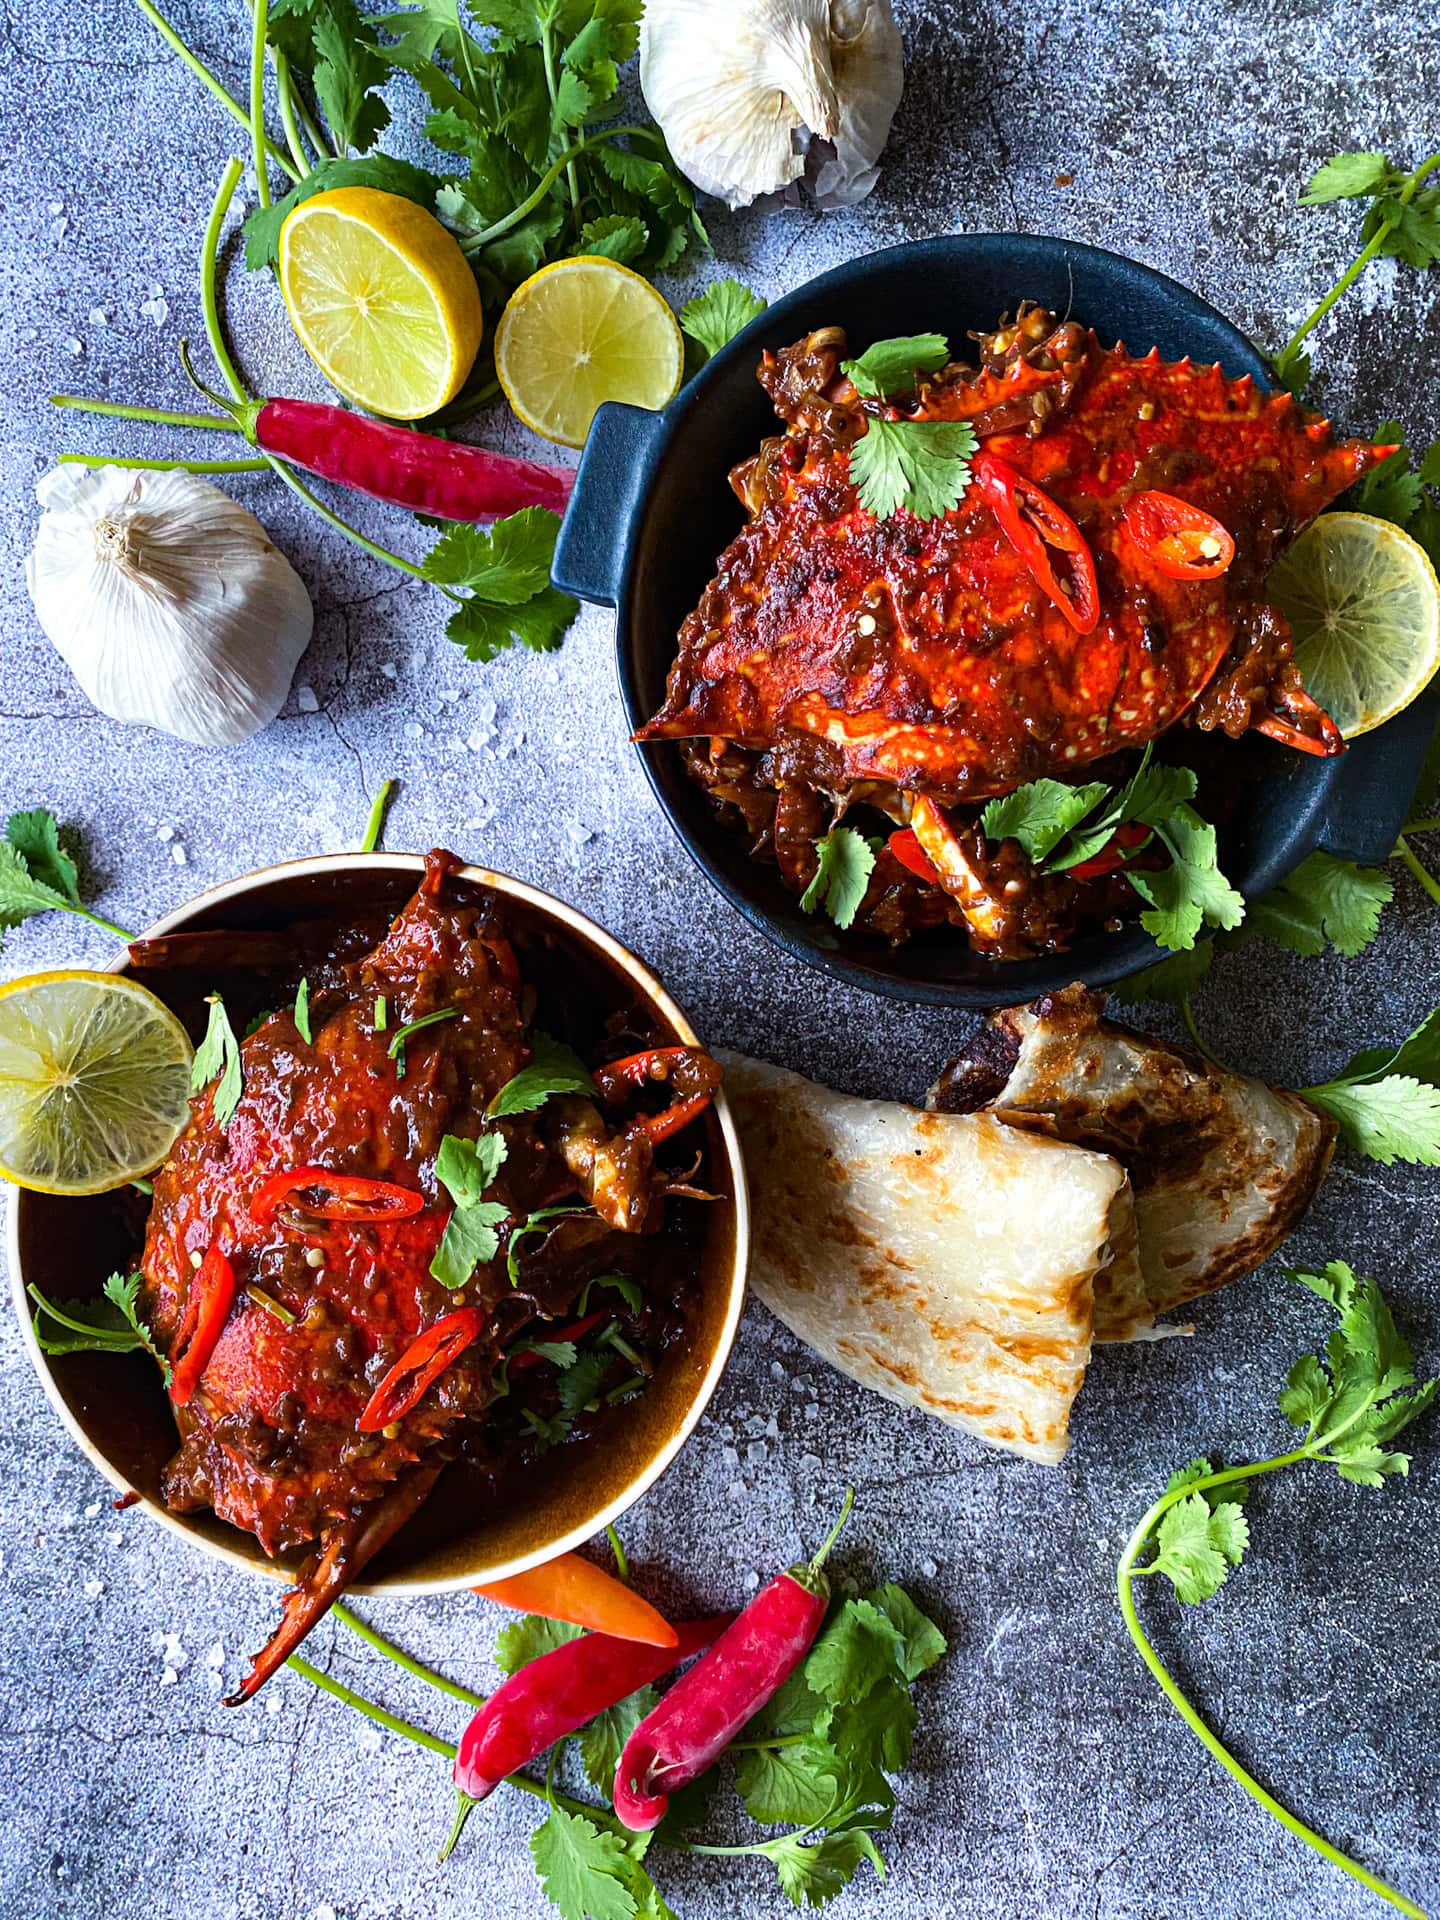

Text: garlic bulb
xmin=640 ymin=0 xmax=904 ymax=211
xmin=26 ymin=465 xmax=314 ymax=748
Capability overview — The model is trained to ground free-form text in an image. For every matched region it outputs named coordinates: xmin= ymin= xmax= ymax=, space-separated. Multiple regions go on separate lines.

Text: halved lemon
xmin=279 ymin=187 xmax=484 ymax=419
xmin=494 ymin=256 xmax=684 ymax=449
xmin=1269 ymin=511 xmax=1440 ymax=739
xmin=0 ymin=972 xmax=194 ymax=1195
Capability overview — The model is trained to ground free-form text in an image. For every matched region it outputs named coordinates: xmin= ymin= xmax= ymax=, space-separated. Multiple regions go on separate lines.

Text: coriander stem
xmin=249 ymin=0 xmax=271 ymax=210
xmin=1179 ymin=995 xmax=1220 ymax=1065
xmin=131 ymin=1178 xmax=153 ymax=1195
xmin=360 ymin=778 xmax=397 ymax=853
xmin=1394 ymin=837 xmax=1440 ymax=911
xmin=268 ymin=458 xmax=450 ymax=585
xmin=1277 ymin=222 xmax=1394 ymax=373
xmin=1118 ymin=1456 xmax=1426 ymax=1919
xmin=285 ymin=1655 xmax=456 ymax=1756
xmin=50 ymin=395 xmax=237 ymax=432
xmin=458 ymin=128 xmax=655 ymax=252
xmin=71 ymin=904 xmax=136 ymax=941
xmin=539 ymin=22 xmax=581 ymax=216
xmin=273 ymin=52 xmax=312 ymax=177
xmin=128 ymin=0 xmax=301 ymax=183
xmin=199 ymin=159 xmax=251 ymax=405
xmin=333 ymin=1603 xmax=488 ymax=1710
xmin=606 ymin=1524 xmax=629 ymax=1585
xmin=1403 ymin=817 xmax=1440 ymax=835
xmin=58 ymin=453 xmax=271 ymax=474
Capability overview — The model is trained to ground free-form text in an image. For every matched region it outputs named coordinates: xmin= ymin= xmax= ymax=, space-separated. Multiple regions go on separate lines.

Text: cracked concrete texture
xmin=3 ymin=1 xmax=1440 ymax=1917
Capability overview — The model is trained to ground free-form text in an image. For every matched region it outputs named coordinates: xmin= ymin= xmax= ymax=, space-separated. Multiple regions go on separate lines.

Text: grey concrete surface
xmin=2 ymin=2 xmax=1440 ymax=1916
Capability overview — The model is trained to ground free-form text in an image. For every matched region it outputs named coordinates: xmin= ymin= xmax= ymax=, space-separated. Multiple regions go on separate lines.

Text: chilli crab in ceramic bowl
xmin=8 ymin=850 xmax=748 ymax=1702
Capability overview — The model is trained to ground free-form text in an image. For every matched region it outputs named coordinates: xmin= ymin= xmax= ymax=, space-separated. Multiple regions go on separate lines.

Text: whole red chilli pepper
xmin=613 ymin=1489 xmax=855 ymax=1832
xmin=249 ymin=398 xmax=575 ymax=522
xmin=452 ymin=1614 xmax=731 ymax=1805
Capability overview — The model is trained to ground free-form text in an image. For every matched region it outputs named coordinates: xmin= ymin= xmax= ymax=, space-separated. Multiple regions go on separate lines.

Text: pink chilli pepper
xmin=613 ymin=1490 xmax=855 ymax=1831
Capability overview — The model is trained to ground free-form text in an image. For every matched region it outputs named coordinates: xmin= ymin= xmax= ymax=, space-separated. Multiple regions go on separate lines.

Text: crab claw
xmin=1254 ymin=682 xmax=1345 ymax=758
xmin=223 ymin=1463 xmax=443 ymax=1705
xmin=592 ymin=1048 xmax=722 ymax=1145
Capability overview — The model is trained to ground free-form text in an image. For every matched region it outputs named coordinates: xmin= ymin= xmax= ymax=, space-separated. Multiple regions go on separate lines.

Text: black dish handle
xmin=1313 ymin=681 xmax=1439 ymax=866
xmin=552 ymin=402 xmax=668 ymax=607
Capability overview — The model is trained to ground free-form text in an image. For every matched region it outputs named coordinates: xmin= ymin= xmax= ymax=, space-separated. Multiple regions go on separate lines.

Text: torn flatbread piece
xmin=717 ymin=1050 xmax=1128 ymax=1464
xmin=927 ymin=986 xmax=1337 ymax=1336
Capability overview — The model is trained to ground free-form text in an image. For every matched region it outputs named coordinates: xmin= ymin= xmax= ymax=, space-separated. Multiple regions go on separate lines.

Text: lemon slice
xmin=494 ymin=256 xmax=684 ymax=448
xmin=0 ymin=972 xmax=194 ymax=1195
xmin=279 ymin=187 xmax=484 ymax=420
xmin=1269 ymin=511 xmax=1440 ymax=739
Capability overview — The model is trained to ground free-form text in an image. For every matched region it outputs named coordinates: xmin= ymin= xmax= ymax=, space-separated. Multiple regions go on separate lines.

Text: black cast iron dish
xmin=553 ymin=233 xmax=1438 ymax=1009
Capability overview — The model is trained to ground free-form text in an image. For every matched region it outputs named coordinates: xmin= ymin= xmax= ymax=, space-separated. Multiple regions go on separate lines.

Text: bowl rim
xmin=6 ymin=850 xmax=751 ymax=1596
xmin=598 ymin=229 xmax=1389 ymax=1007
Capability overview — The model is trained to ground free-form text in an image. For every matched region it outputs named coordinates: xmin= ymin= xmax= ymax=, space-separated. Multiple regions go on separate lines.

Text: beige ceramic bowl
xmin=7 ymin=853 xmax=749 ymax=1594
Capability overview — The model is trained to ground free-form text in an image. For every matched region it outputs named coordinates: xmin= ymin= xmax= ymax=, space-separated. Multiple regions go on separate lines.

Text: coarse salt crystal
xmin=742 ymin=1570 xmax=760 ymax=1592
xmin=296 ymin=683 xmax=319 ymax=713
xmin=803 ymin=1402 xmax=819 ymax=1421
xmin=438 ymin=689 xmax=460 ymax=702
xmin=84 ymin=1502 xmax=102 ymax=1518
xmin=171 ymin=844 xmax=188 ymax=867
xmin=466 ymin=730 xmax=494 ymax=753
xmin=139 ymin=296 xmax=169 ymax=328
xmin=65 ymin=338 xmax=82 ymax=357
xmin=770 ymin=1361 xmax=786 ymax=1380
xmin=800 ymin=1453 xmax=821 ymax=1470
xmin=84 ymin=1579 xmax=104 ymax=1598
xmin=106 ymin=1532 xmax=123 ymax=1549
xmin=746 ymin=1441 xmax=767 ymax=1465
xmin=404 ymin=722 xmax=424 ymax=740
xmin=920 ymin=1558 xmax=937 ymax=1578
xmin=265 ymin=1691 xmax=283 ymax=1715
xmin=380 ymin=662 xmax=398 ymax=679
xmin=161 ymin=1633 xmax=187 ymax=1669
xmin=160 ymin=1668 xmax=178 ymax=1687
xmin=206 ymin=1641 xmax=225 ymax=1668
xmin=156 ymin=825 xmax=174 ymax=841
xmin=88 ymin=307 xmax=110 ymax=326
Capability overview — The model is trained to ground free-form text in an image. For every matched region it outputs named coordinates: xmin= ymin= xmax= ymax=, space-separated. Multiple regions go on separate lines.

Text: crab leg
xmin=222 ymin=1462 xmax=443 ymax=1705
xmin=909 ymin=796 xmax=1011 ymax=946
xmin=593 ymin=1048 xmax=721 ymax=1144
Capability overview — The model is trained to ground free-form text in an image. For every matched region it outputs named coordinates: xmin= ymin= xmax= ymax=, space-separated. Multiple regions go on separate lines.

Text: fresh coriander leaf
xmin=736 ymin=1737 xmax=844 ymax=1827
xmin=493 ymin=1611 xmax=585 ymax=1675
xmin=435 ymin=1131 xmax=507 ymax=1206
xmin=1366 ymin=190 xmax=1440 ymax=270
xmin=29 ymin=1278 xmax=146 ymax=1356
xmin=841 ymin=334 xmax=950 ymax=399
xmin=576 ymin=1273 xmax=643 ymax=1317
xmin=530 ymin=1806 xmax=638 ymax=1920
xmin=825 ymin=1670 xmax=917 ymax=1776
xmin=1110 ymin=940 xmax=1215 ymax=1005
xmin=242 ymin=154 xmax=443 ymax=270
xmin=1242 ymin=852 xmax=1392 ymax=958
xmin=679 ymin=279 xmax=768 ymax=360
xmin=311 ymin=0 xmax=392 ymax=153
xmin=1144 ymin=1489 xmax=1249 ymax=1603
xmin=800 ymin=828 xmax=876 ymax=930
xmin=191 ymin=994 xmax=243 ymax=1129
xmin=1270 ymin=342 xmax=1312 ymax=397
xmin=293 ymin=978 xmax=312 ymax=1045
xmin=575 ymin=214 xmax=648 ymax=264
xmin=426 ymin=507 xmax=560 ymax=598
xmin=1279 ymin=1353 xmax=1333 ymax=1429
xmin=848 ymin=418 xmax=977 ymax=522
xmin=864 ymin=1583 xmax=947 ymax=1680
xmin=1130 ymin=808 xmax=1245 ymax=951
xmin=431 ymin=1200 xmax=509 ymax=1286
xmin=769 ymin=1828 xmax=885 ymax=1910
xmin=578 ymin=1685 xmax=659 ymax=1792
xmin=656 ymin=1769 xmax=717 ymax=1839
xmin=1342 ymin=1006 xmax=1440 ymax=1088
xmin=1353 ymin=426 xmax=1425 ymax=527
xmin=487 ymin=1031 xmax=595 ymax=1117
xmin=5 ymin=810 xmax=79 ymax=903
xmin=1300 ymin=1075 xmax=1440 ymax=1166
xmin=1298 ymin=151 xmax=1395 ymax=203
xmin=805 ymin=1599 xmax=906 ymax=1707
xmin=555 ymin=1345 xmax=614 ymax=1419
xmin=980 ymin=777 xmax=1110 ymax=865
xmin=446 ymin=585 xmax=579 ymax=663
xmin=506 ymin=1202 xmax=590 ymax=1288
xmin=745 ymin=1665 xmax=829 ymax=1744
xmin=0 ymin=842 xmax=71 ymax=932
xmin=1163 ymin=1456 xmax=1218 ymax=1497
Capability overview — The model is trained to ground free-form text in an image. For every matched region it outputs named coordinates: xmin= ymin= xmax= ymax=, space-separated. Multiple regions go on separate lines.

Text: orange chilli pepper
xmin=1122 ymin=489 xmax=1236 ymax=580
xmin=474 ymin=1550 xmax=678 ymax=1648
xmin=357 ymin=1307 xmax=485 ymax=1432
xmin=250 ymin=1166 xmax=426 ymax=1225
xmin=886 ymin=827 xmax=942 ymax=882
xmin=170 ymin=1244 xmax=237 ymax=1407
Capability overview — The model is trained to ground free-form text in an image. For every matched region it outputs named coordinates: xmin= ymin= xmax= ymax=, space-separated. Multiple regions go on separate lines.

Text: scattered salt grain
xmin=171 ymin=844 xmax=188 ymax=867
xmin=380 ymin=662 xmax=397 ymax=680
xmin=84 ymin=1580 xmax=104 ymax=1599
xmin=720 ymin=1446 xmax=738 ymax=1468
xmin=296 ymin=683 xmax=319 ymax=713
xmin=106 ymin=1532 xmax=124 ymax=1549
xmin=770 ymin=1361 xmax=786 ymax=1380
xmin=205 ymin=1641 xmax=225 ymax=1669
xmin=920 ymin=1558 xmax=937 ymax=1578
xmin=720 ymin=1425 xmax=734 ymax=1444
xmin=156 ymin=824 xmax=175 ymax=842
xmin=51 ymin=217 xmax=70 ymax=242
xmin=726 ymin=1480 xmax=745 ymax=1501
xmin=48 ymin=199 xmax=63 ymax=214
xmin=265 ymin=1691 xmax=283 ymax=1715
xmin=466 ymin=730 xmax=494 ymax=754
xmin=564 ymin=821 xmax=593 ymax=848
xmin=84 ymin=1502 xmax=101 ymax=1518
xmin=803 ymin=1402 xmax=819 ymax=1422
xmin=160 ymin=1668 xmax=179 ymax=1687
xmin=88 ymin=307 xmax=111 ymax=326
xmin=764 ymin=1415 xmax=780 ymax=1440
xmin=800 ymin=1453 xmax=821 ymax=1470
xmin=65 ymin=337 xmax=82 ymax=357
xmin=139 ymin=296 xmax=169 ymax=328
xmin=745 ymin=1441 xmax=767 ymax=1466
xmin=312 ymin=1904 xmax=338 ymax=1920
xmin=404 ymin=721 xmax=424 ymax=740
xmin=356 ymin=1727 xmax=382 ymax=1754
xmin=161 ymin=1633 xmax=187 ymax=1670
xmin=742 ymin=1570 xmax=759 ymax=1593
xmin=438 ymin=688 xmax=460 ymax=702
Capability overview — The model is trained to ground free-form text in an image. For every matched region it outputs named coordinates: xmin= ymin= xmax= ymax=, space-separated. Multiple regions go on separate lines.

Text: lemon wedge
xmin=1269 ymin=511 xmax=1440 ymax=739
xmin=494 ymin=256 xmax=684 ymax=448
xmin=0 ymin=971 xmax=194 ymax=1194
xmin=279 ymin=186 xmax=484 ymax=420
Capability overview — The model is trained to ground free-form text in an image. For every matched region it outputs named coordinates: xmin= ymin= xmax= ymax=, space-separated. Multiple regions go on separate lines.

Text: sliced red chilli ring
xmin=357 ymin=1307 xmax=486 ymax=1432
xmin=1122 ymin=489 xmax=1236 ymax=580
xmin=507 ymin=1311 xmax=608 ymax=1372
xmin=170 ymin=1244 xmax=237 ymax=1407
xmin=973 ymin=450 xmax=1100 ymax=633
xmin=250 ymin=1167 xmax=426 ymax=1225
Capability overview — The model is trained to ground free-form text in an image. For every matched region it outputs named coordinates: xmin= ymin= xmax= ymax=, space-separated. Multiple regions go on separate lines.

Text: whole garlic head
xmin=640 ymin=0 xmax=904 ymax=211
xmin=26 ymin=465 xmax=314 ymax=749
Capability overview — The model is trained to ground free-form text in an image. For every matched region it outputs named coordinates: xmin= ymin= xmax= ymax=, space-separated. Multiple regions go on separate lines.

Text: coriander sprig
xmin=0 ymin=809 xmax=133 ymax=947
xmin=1118 ymin=1262 xmax=1435 ymax=1919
